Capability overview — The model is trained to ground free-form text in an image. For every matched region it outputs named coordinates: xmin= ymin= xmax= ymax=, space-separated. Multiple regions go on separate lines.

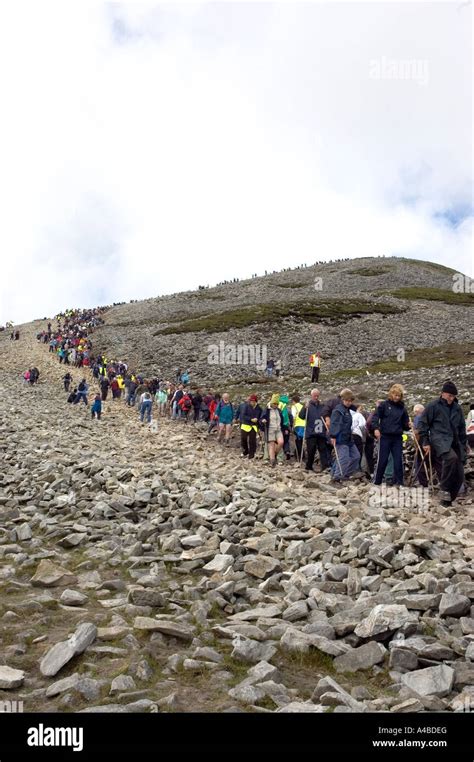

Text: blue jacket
xmin=215 ymin=401 xmax=234 ymax=424
xmin=91 ymin=398 xmax=102 ymax=413
xmin=372 ymin=399 xmax=410 ymax=436
xmin=237 ymin=402 xmax=263 ymax=427
xmin=329 ymin=403 xmax=353 ymax=445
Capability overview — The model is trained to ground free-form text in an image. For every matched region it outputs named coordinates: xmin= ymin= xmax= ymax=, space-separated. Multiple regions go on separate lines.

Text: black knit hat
xmin=442 ymin=381 xmax=458 ymax=395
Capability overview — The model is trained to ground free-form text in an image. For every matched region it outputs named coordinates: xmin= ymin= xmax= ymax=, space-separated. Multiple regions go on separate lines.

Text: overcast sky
xmin=0 ymin=1 xmax=472 ymax=325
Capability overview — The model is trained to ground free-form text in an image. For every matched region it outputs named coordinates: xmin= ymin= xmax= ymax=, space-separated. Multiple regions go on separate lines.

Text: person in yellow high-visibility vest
xmin=291 ymin=394 xmax=306 ymax=461
xmin=309 ymin=351 xmax=321 ymax=383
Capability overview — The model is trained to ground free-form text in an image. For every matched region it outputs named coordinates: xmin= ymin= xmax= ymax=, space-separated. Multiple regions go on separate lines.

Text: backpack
xmin=182 ymin=396 xmax=192 ymax=411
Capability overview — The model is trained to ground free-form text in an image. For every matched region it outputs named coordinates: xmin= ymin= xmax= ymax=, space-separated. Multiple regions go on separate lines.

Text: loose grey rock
xmin=0 ymin=666 xmax=25 ymax=689
xmin=60 ymin=589 xmax=88 ymax=607
xmin=401 ymin=665 xmax=455 ymax=698
xmin=110 ymin=675 xmax=137 ymax=695
xmin=334 ymin=642 xmax=387 ymax=673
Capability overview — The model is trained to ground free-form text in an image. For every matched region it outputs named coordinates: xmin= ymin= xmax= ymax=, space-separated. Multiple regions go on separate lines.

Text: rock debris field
xmin=0 ymin=322 xmax=473 ymax=714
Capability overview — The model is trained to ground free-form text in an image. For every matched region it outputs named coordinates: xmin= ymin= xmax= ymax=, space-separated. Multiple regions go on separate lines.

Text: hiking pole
xmin=409 ymin=418 xmax=431 ymax=488
xmin=322 ymin=416 xmax=343 ymax=478
xmin=428 ymin=450 xmax=435 ymax=490
xmin=299 ymin=435 xmax=305 ymax=467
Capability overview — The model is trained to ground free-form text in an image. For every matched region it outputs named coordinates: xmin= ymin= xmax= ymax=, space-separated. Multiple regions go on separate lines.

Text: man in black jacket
xmin=299 ymin=389 xmax=331 ymax=472
xmin=418 ymin=381 xmax=468 ymax=506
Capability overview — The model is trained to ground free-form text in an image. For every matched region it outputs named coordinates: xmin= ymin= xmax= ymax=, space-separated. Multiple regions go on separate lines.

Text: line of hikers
xmin=37 ymin=313 xmax=472 ymax=509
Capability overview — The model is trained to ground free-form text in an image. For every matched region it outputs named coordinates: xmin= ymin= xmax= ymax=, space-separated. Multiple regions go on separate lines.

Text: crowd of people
xmin=30 ymin=307 xmax=472 ymax=510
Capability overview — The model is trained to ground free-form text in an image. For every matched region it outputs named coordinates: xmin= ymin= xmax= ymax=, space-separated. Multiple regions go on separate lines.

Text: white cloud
xmin=0 ymin=1 xmax=472 ymax=324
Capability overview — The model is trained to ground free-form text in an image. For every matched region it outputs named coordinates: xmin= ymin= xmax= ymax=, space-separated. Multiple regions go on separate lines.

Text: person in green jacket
xmin=278 ymin=394 xmax=292 ymax=460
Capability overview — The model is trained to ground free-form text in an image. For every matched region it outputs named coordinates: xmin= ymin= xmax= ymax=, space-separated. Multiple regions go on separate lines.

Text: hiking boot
xmin=440 ymin=490 xmax=452 ymax=507
xmin=270 ymin=460 xmax=276 ymax=468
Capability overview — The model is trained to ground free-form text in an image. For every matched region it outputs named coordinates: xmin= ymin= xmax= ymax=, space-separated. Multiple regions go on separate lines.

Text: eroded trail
xmin=0 ymin=325 xmax=473 ymax=714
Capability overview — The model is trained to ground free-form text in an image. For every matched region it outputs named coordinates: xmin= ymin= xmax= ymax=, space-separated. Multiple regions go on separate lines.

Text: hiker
xmin=14 ymin=330 xmax=19 ymax=340
xmin=207 ymin=394 xmax=221 ymax=433
xmin=192 ymin=389 xmax=202 ymax=422
xmin=265 ymin=359 xmax=275 ymax=377
xmin=351 ymin=405 xmax=367 ymax=467
xmin=299 ymin=389 xmax=331 ymax=472
xmin=278 ymin=395 xmax=292 ymax=460
xmin=177 ymin=391 xmax=193 ymax=422
xmin=100 ymin=376 xmax=110 ymax=401
xmin=63 ymin=372 xmax=72 ymax=392
xmin=91 ymin=394 xmax=102 ymax=420
xmin=215 ymin=393 xmax=234 ymax=445
xmin=411 ymin=404 xmax=429 ymax=487
xmin=29 ymin=367 xmax=39 ymax=385
xmin=291 ymin=394 xmax=306 ymax=462
xmin=74 ymin=379 xmax=89 ymax=406
xmin=171 ymin=385 xmax=184 ymax=419
xmin=418 ymin=381 xmax=469 ymax=506
xmin=110 ymin=377 xmax=120 ymax=400
xmin=238 ymin=394 xmax=262 ymax=459
xmin=309 ymin=351 xmax=321 ymax=383
xmin=275 ymin=359 xmax=282 ymax=378
xmin=23 ymin=369 xmax=30 ymax=384
xmin=155 ymin=386 xmax=168 ymax=416
xmin=140 ymin=392 xmax=153 ymax=423
xmin=328 ymin=389 xmax=361 ymax=481
xmin=261 ymin=393 xmax=284 ymax=467
xmin=466 ymin=403 xmax=474 ymax=447
xmin=180 ymin=369 xmax=190 ymax=385
xmin=67 ymin=387 xmax=78 ymax=403
xmin=372 ymin=384 xmax=411 ymax=486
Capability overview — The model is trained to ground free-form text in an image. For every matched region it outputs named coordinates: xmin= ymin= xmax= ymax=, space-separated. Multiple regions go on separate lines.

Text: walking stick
xmin=299 ymin=435 xmax=305 ymax=467
xmin=322 ymin=417 xmax=343 ymax=478
xmin=428 ymin=450 xmax=435 ymax=489
xmin=409 ymin=418 xmax=431 ymax=488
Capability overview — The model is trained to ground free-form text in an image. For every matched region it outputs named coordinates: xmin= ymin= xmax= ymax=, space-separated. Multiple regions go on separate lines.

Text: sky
xmin=0 ymin=0 xmax=472 ymax=325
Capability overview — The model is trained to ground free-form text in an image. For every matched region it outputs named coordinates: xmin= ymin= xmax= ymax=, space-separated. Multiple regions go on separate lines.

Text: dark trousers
xmin=440 ymin=448 xmax=464 ymax=501
xmin=311 ymin=367 xmax=320 ymax=383
xmin=91 ymin=410 xmax=101 ymax=419
xmin=306 ymin=435 xmax=330 ymax=471
xmin=364 ymin=437 xmax=375 ymax=474
xmin=241 ymin=429 xmax=257 ymax=458
xmin=374 ymin=434 xmax=404 ymax=485
xmin=283 ymin=430 xmax=291 ymax=458
xmin=353 ymin=434 xmax=363 ymax=466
